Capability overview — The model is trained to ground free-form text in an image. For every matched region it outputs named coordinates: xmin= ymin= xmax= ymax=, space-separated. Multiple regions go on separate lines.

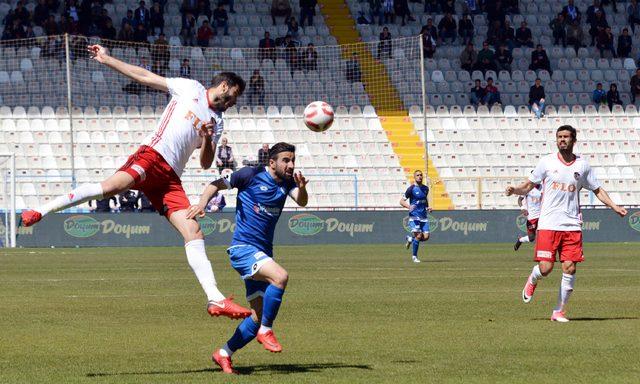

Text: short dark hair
xmin=269 ymin=142 xmax=296 ymax=159
xmin=557 ymin=125 xmax=577 ymax=140
xmin=413 ymin=169 xmax=423 ymax=175
xmin=487 ymin=77 xmax=493 ymax=81
xmin=212 ymin=72 xmax=246 ymax=95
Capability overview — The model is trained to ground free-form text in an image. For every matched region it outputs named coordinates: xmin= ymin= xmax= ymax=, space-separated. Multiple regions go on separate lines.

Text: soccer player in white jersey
xmin=20 ymin=44 xmax=251 ymax=320
xmin=513 ymin=181 xmax=542 ymax=251
xmin=506 ymin=125 xmax=627 ymax=322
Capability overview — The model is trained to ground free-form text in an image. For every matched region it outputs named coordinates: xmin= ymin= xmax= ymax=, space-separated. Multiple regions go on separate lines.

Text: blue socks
xmin=226 ymin=317 xmax=259 ymax=352
xmin=261 ymin=285 xmax=285 ymax=327
xmin=412 ymin=239 xmax=420 ymax=257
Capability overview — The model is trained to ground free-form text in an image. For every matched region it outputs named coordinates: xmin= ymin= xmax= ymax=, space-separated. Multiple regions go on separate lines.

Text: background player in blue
xmin=400 ymin=170 xmax=432 ymax=263
xmin=186 ymin=142 xmax=308 ymax=374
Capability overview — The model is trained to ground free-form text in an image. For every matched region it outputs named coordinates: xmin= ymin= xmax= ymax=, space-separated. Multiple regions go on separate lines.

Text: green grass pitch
xmin=1 ymin=243 xmax=639 ymax=383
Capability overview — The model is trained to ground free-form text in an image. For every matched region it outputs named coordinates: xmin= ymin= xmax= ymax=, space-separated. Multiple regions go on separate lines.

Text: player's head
xmin=556 ymin=125 xmax=577 ymax=152
xmin=208 ymin=72 xmax=246 ymax=112
xmin=413 ymin=170 xmax=423 ymax=184
xmin=268 ymin=142 xmax=296 ymax=181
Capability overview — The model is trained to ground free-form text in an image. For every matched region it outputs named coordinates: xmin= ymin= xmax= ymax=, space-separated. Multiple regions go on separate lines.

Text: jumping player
xmin=186 ymin=142 xmax=308 ymax=374
xmin=20 ymin=44 xmax=251 ymax=319
xmin=506 ymin=125 xmax=627 ymax=322
xmin=514 ymin=182 xmax=542 ymax=251
xmin=400 ymin=170 xmax=432 ymax=263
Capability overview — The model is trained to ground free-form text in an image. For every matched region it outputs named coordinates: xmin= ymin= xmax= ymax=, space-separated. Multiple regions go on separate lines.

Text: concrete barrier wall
xmin=2 ymin=210 xmax=639 ymax=247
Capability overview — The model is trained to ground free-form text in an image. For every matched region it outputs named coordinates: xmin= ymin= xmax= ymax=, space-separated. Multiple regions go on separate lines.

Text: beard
xmin=275 ymin=167 xmax=293 ymax=181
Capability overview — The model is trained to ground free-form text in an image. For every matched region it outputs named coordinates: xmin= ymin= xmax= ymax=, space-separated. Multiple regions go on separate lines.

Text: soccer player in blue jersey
xmin=400 ymin=170 xmax=432 ymax=263
xmin=186 ymin=142 xmax=308 ymax=374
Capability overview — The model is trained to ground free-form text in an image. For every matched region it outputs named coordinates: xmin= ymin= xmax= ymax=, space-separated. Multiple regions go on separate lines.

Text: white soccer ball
xmin=303 ymin=101 xmax=334 ymax=132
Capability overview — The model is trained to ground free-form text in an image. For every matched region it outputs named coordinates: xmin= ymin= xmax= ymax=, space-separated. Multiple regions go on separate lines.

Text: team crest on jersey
xmin=259 ymin=185 xmax=268 ymax=191
xmin=574 ymin=172 xmax=580 ymax=180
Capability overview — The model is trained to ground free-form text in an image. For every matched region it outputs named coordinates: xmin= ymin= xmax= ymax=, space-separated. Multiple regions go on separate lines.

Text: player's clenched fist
xmin=505 ymin=186 xmax=515 ymax=196
xmin=87 ymin=44 xmax=110 ymax=63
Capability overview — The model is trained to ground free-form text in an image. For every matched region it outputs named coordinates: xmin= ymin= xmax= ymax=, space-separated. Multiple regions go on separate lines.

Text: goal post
xmin=0 ymin=154 xmax=16 ymax=248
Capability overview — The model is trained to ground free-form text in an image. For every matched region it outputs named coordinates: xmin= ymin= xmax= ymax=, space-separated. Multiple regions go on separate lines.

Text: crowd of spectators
xmin=89 ymin=190 xmax=155 ymax=213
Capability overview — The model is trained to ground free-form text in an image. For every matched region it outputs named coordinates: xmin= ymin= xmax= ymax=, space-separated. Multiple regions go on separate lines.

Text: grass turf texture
xmin=0 ymin=243 xmax=639 ymax=384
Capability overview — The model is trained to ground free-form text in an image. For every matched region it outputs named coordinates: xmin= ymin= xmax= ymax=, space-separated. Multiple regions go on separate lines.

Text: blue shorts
xmin=227 ymin=244 xmax=273 ymax=301
xmin=409 ymin=219 xmax=430 ymax=233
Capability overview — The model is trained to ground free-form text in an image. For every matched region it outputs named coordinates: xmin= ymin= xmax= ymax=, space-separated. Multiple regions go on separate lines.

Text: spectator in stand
xmin=152 ymin=33 xmax=169 ymax=75
xmin=377 ymin=26 xmax=393 ymax=59
xmin=421 ymin=26 xmax=436 ymax=58
xmin=469 ymin=79 xmax=486 ymax=106
xmin=586 ymin=0 xmax=605 ymax=25
xmin=258 ymin=143 xmax=270 ymax=166
xmin=515 ymin=21 xmax=533 ymax=48
xmin=607 ymin=83 xmax=623 ymax=110
xmin=529 ymin=44 xmax=552 ymax=73
xmin=345 ymin=51 xmax=362 ymax=83
xmin=139 ymin=56 xmax=151 ymax=71
xmin=119 ymin=190 xmax=139 ymax=212
xmin=502 ymin=20 xmax=515 ymax=51
xmin=302 ymin=43 xmax=318 ymax=71
xmin=602 ymin=0 xmax=618 ymax=16
xmin=181 ymin=0 xmax=197 ymax=15
xmin=496 ymin=43 xmax=512 ymax=72
xmin=438 ymin=12 xmax=457 ymax=45
xmin=180 ymin=58 xmax=191 ymax=78
xmin=102 ymin=18 xmax=117 ymax=40
xmin=13 ymin=0 xmax=31 ymax=24
xmin=593 ymin=82 xmax=607 ymax=105
xmin=271 ymin=0 xmax=292 ymax=26
xmin=42 ymin=35 xmax=63 ymax=61
xmin=474 ymin=41 xmax=497 ymax=74
xmin=458 ymin=13 xmax=474 ymax=45
xmin=218 ymin=0 xmax=235 ymax=13
xmin=44 ymin=15 xmax=60 ymax=35
xmin=259 ymin=31 xmax=276 ymax=62
xmin=287 ymin=16 xmax=300 ymax=38
xmin=550 ymin=13 xmax=567 ymax=47
xmin=300 ymin=0 xmax=317 ymax=27
xmin=441 ymin=0 xmax=455 ymax=14
xmin=215 ymin=137 xmax=235 ymax=173
xmin=150 ymin=1 xmax=164 ymax=35
xmin=206 ymin=191 xmax=226 ymax=212
xmin=134 ymin=1 xmax=151 ymax=30
xmin=196 ymin=0 xmax=212 ymax=20
xmin=631 ymin=68 xmax=640 ymax=102
xmin=65 ymin=0 xmax=80 ymax=23
xmin=138 ymin=191 xmax=156 ymax=212
xmin=460 ymin=42 xmax=477 ymax=72
xmin=629 ymin=0 xmax=640 ymax=34
xmin=133 ymin=23 xmax=148 ymax=43
xmin=487 ymin=20 xmax=503 ymax=48
xmin=382 ymin=0 xmax=394 ymax=25
xmin=589 ymin=10 xmax=608 ymax=46
xmin=485 ymin=77 xmax=502 ymax=107
xmin=248 ymin=69 xmax=265 ymax=105
xmin=118 ymin=21 xmax=135 ymax=41
xmin=89 ymin=196 xmax=118 ymax=212
xmin=282 ymin=34 xmax=300 ymax=70
xmin=197 ymin=20 xmax=213 ymax=46
xmin=529 ymin=78 xmax=546 ymax=119
xmin=394 ymin=0 xmax=415 ymax=26
xmin=562 ymin=0 xmax=581 ymax=23
xmin=422 ymin=18 xmax=438 ymax=42
xmin=462 ymin=0 xmax=480 ymax=15
xmin=122 ymin=9 xmax=134 ymax=29
xmin=486 ymin=0 xmax=506 ymax=27
xmin=212 ymin=3 xmax=229 ymax=35
xmin=567 ymin=20 xmax=585 ymax=54
xmin=596 ymin=26 xmax=616 ymax=58
xmin=617 ymin=28 xmax=632 ymax=58
xmin=181 ymin=11 xmax=196 ymax=46
xmin=33 ymin=0 xmax=50 ymax=27
xmin=369 ymin=0 xmax=383 ymax=26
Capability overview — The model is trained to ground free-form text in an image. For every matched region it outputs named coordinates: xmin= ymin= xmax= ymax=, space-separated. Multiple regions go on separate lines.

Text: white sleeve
xmin=165 ymin=78 xmax=203 ymax=98
xmin=529 ymin=158 xmax=546 ymax=184
xmin=583 ymin=163 xmax=601 ymax=191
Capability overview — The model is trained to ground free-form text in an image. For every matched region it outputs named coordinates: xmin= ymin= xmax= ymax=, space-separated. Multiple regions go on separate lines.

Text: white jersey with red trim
xmin=529 ymin=153 xmax=601 ymax=231
xmin=141 ymin=78 xmax=223 ymax=177
xmin=523 ymin=187 xmax=542 ymax=220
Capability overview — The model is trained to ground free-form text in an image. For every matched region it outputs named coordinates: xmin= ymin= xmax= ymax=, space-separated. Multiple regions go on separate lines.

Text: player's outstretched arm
xmin=290 ymin=171 xmax=308 ymax=207
xmin=186 ymin=179 xmax=229 ymax=219
xmin=87 ymin=44 xmax=168 ymax=92
xmin=593 ymin=187 xmax=628 ymax=217
xmin=505 ymin=180 xmax=535 ymax=196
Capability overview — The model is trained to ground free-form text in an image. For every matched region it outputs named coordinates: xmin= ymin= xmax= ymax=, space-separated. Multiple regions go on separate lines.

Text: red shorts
xmin=534 ymin=230 xmax=584 ymax=263
xmin=117 ymin=146 xmax=190 ymax=218
xmin=526 ymin=218 xmax=539 ymax=236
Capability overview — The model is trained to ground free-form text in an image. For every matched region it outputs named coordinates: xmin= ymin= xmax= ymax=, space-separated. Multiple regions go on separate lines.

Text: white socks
xmin=38 ymin=183 xmax=104 ymax=215
xmin=184 ymin=239 xmax=225 ymax=302
xmin=519 ymin=235 xmax=531 ymax=243
xmin=258 ymin=325 xmax=272 ymax=335
xmin=219 ymin=344 xmax=233 ymax=357
xmin=555 ymin=273 xmax=575 ymax=312
xmin=529 ymin=264 xmax=543 ymax=285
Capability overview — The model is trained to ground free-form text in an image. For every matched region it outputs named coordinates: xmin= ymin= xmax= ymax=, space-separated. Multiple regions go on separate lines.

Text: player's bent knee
xmin=422 ymin=233 xmax=430 ymax=241
xmin=539 ymin=262 xmax=554 ymax=276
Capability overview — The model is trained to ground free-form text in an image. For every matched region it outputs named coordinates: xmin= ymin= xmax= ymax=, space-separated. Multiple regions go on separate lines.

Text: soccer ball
xmin=303 ymin=101 xmax=334 ymax=132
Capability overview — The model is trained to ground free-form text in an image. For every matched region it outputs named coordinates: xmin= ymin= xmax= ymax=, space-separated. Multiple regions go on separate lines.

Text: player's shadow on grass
xmin=534 ymin=316 xmax=638 ymax=322
xmin=87 ymin=363 xmax=372 ymax=377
